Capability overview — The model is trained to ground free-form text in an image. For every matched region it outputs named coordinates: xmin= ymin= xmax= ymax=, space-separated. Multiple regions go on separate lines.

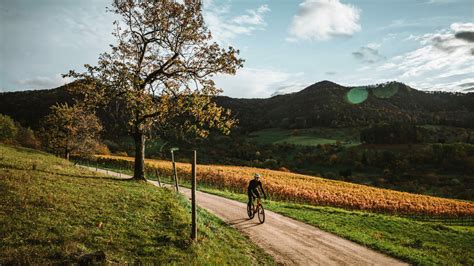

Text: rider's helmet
xmin=254 ymin=173 xmax=261 ymax=180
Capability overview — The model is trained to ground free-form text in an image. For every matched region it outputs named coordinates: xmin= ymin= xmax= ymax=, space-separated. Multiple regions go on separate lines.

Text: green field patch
xmin=248 ymin=127 xmax=360 ymax=147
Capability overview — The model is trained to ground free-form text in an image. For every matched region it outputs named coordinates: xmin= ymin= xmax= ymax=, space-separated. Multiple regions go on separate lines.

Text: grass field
xmin=248 ymin=127 xmax=360 ymax=146
xmin=0 ymin=145 xmax=274 ymax=264
xmin=89 ymin=162 xmax=474 ymax=265
xmin=93 ymin=155 xmax=474 ymax=218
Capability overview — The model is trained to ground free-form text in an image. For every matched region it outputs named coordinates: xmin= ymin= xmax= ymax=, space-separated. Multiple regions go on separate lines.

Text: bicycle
xmin=247 ymin=197 xmax=265 ymax=224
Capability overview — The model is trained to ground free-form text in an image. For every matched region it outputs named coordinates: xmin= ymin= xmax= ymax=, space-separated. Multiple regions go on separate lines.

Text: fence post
xmin=191 ymin=150 xmax=197 ymax=240
xmin=171 ymin=149 xmax=179 ymax=192
xmin=155 ymin=169 xmax=162 ymax=187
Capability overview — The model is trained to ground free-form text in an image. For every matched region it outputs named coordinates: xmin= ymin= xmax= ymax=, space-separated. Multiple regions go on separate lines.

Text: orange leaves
xmin=98 ymin=155 xmax=474 ymax=218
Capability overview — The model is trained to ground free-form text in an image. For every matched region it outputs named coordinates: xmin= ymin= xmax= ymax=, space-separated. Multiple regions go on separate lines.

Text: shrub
xmin=16 ymin=126 xmax=41 ymax=149
xmin=278 ymin=166 xmax=290 ymax=172
xmin=0 ymin=114 xmax=18 ymax=142
xmin=95 ymin=143 xmax=111 ymax=155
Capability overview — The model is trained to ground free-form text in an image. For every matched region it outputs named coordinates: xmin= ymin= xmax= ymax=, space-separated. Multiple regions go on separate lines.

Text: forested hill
xmin=1 ymin=81 xmax=474 ymax=134
xmin=215 ymin=81 xmax=474 ymax=131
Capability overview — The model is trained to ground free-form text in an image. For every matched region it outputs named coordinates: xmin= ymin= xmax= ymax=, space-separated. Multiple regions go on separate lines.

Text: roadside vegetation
xmin=0 ymin=144 xmax=274 ymax=264
xmin=90 ymin=155 xmax=474 ymax=218
xmin=202 ymin=187 xmax=474 ymax=266
xmin=82 ymin=159 xmax=474 ymax=265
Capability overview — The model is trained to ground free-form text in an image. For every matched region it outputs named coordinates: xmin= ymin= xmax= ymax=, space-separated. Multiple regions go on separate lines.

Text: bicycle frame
xmin=253 ymin=198 xmax=262 ymax=214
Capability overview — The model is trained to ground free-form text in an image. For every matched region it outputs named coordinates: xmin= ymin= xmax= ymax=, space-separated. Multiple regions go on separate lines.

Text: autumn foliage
xmin=96 ymin=155 xmax=474 ymax=218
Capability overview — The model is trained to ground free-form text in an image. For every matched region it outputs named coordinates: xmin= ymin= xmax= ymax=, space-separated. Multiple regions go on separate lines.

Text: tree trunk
xmin=133 ymin=131 xmax=146 ymax=180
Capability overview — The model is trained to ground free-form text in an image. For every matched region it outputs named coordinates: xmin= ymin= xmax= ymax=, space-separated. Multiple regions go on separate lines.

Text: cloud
xmin=377 ymin=22 xmax=474 ymax=91
xmin=352 ymin=44 xmax=385 ymax=63
xmin=288 ymin=0 xmax=361 ymax=41
xmin=379 ymin=16 xmax=458 ymax=31
xmin=203 ymin=1 xmax=270 ymax=44
xmin=16 ymin=74 xmax=73 ymax=90
xmin=458 ymin=82 xmax=474 ymax=88
xmin=232 ymin=5 xmax=270 ymax=26
xmin=325 ymin=71 xmax=337 ymax=75
xmin=272 ymin=83 xmax=309 ymax=96
xmin=213 ymin=68 xmax=305 ymax=98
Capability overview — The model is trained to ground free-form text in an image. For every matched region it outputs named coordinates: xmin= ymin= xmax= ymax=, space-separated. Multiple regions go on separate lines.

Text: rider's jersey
xmin=247 ymin=179 xmax=266 ymax=197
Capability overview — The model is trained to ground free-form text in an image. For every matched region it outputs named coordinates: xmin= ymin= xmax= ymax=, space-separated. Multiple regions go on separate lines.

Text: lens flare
xmin=346 ymin=87 xmax=368 ymax=104
xmin=373 ymin=82 xmax=399 ymax=99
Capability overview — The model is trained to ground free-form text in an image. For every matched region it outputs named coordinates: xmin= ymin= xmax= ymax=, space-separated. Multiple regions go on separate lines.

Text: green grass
xmin=0 ymin=144 xmax=274 ymax=265
xmin=80 ymin=160 xmax=474 ymax=265
xmin=248 ymin=127 xmax=360 ymax=147
xmin=198 ymin=188 xmax=474 ymax=266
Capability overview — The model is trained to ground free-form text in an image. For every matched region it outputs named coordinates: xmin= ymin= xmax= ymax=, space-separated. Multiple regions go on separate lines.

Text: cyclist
xmin=247 ymin=174 xmax=267 ymax=208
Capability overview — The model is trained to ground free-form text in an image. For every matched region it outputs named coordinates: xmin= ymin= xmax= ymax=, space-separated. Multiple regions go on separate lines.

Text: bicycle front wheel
xmin=257 ymin=205 xmax=265 ymax=223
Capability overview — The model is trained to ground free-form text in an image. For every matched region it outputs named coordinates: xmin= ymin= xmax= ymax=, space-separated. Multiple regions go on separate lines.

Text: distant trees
xmin=41 ymin=103 xmax=102 ymax=160
xmin=65 ymin=0 xmax=242 ymax=180
xmin=0 ymin=114 xmax=41 ymax=149
xmin=360 ymin=123 xmax=418 ymax=144
xmin=0 ymin=114 xmax=18 ymax=142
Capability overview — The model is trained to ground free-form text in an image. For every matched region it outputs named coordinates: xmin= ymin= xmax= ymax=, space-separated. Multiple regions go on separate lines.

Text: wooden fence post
xmin=171 ymin=149 xmax=179 ymax=192
xmin=191 ymin=150 xmax=197 ymax=240
xmin=155 ymin=169 xmax=162 ymax=187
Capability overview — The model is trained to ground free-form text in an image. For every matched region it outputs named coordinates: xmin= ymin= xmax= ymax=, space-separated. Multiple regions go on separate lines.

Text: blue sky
xmin=1 ymin=0 xmax=473 ymax=98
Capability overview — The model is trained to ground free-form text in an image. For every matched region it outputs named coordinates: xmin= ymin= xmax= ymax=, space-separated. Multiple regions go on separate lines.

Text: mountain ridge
xmin=1 ymin=81 xmax=473 ymax=135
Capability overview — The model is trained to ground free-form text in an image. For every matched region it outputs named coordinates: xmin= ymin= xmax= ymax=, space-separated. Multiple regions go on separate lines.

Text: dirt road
xmin=84 ymin=166 xmax=406 ymax=265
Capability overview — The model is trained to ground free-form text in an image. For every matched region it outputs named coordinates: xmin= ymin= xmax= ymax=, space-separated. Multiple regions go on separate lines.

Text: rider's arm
xmin=259 ymin=182 xmax=267 ymax=199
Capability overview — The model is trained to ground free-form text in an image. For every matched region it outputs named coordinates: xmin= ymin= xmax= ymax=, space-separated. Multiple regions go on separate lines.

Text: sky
xmin=1 ymin=0 xmax=473 ymax=98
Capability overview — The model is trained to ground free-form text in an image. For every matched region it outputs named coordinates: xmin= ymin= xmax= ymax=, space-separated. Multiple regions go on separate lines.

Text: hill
xmin=215 ymin=81 xmax=474 ymax=131
xmin=0 ymin=144 xmax=273 ymax=264
xmin=1 ymin=81 xmax=473 ymax=134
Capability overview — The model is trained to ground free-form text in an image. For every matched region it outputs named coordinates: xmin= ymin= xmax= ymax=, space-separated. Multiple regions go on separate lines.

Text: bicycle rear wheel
xmin=257 ymin=205 xmax=265 ymax=223
xmin=247 ymin=203 xmax=255 ymax=219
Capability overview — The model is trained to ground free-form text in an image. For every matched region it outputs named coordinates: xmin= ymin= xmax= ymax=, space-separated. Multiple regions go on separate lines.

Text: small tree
xmin=0 ymin=114 xmax=18 ymax=142
xmin=41 ymin=103 xmax=102 ymax=160
xmin=16 ymin=126 xmax=41 ymax=149
xmin=66 ymin=0 xmax=242 ymax=180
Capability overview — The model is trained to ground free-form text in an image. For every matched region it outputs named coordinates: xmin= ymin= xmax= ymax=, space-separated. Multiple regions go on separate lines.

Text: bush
xmin=0 ymin=114 xmax=18 ymax=142
xmin=16 ymin=126 xmax=41 ymax=149
xmin=278 ymin=166 xmax=290 ymax=172
xmin=95 ymin=143 xmax=111 ymax=155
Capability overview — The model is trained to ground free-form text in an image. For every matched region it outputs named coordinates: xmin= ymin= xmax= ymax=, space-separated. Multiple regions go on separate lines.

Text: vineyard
xmin=93 ymin=155 xmax=474 ymax=218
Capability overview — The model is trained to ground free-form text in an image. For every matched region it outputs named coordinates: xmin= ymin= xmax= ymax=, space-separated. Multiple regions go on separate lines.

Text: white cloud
xmin=232 ymin=5 xmax=270 ymax=26
xmin=16 ymin=74 xmax=73 ymax=90
xmin=451 ymin=22 xmax=474 ymax=32
xmin=374 ymin=22 xmax=474 ymax=91
xmin=203 ymin=1 xmax=270 ymax=44
xmin=213 ymin=68 xmax=306 ymax=98
xmin=288 ymin=0 xmax=361 ymax=41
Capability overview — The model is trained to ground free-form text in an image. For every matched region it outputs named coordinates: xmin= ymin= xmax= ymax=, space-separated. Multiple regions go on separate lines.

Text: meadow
xmin=0 ymin=145 xmax=273 ymax=264
xmin=248 ymin=127 xmax=360 ymax=147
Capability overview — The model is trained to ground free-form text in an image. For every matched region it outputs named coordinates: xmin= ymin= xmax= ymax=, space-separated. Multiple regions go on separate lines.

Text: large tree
xmin=66 ymin=0 xmax=242 ymax=180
